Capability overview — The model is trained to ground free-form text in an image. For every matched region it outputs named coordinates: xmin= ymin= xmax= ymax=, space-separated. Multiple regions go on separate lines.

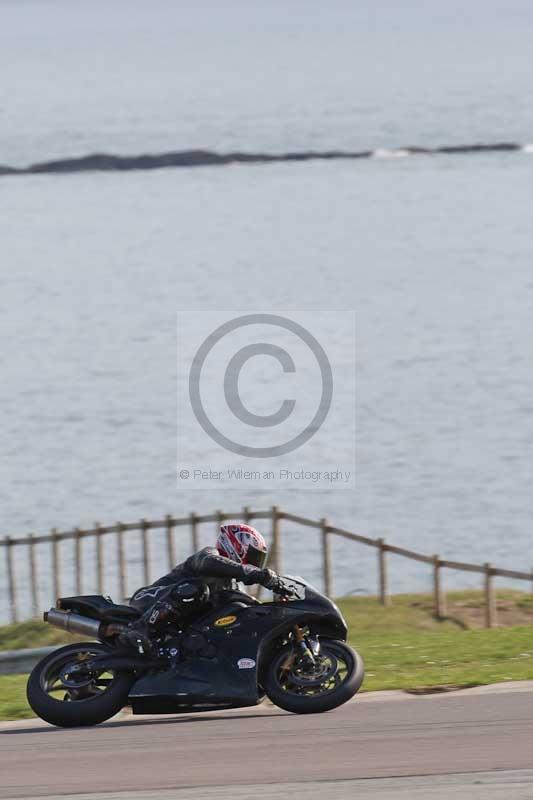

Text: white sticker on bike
xmin=237 ymin=658 xmax=256 ymax=669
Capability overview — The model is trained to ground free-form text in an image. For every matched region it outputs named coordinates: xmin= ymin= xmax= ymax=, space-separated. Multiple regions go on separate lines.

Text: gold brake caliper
xmin=281 ymin=625 xmax=305 ymax=674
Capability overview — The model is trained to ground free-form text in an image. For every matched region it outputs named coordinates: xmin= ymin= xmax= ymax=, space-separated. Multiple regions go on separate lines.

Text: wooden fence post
xmin=51 ymin=528 xmax=60 ymax=602
xmin=165 ymin=514 xmax=176 ymax=570
xmin=116 ymin=522 xmax=126 ymax=601
xmin=28 ymin=534 xmax=39 ymax=618
xmin=484 ymin=562 xmax=496 ymax=628
xmin=140 ymin=519 xmax=149 ymax=586
xmin=321 ymin=518 xmax=332 ymax=597
xmin=4 ymin=537 xmax=17 ymax=623
xmin=95 ymin=523 xmax=104 ymax=595
xmin=271 ymin=506 xmax=282 ymax=575
xmin=74 ymin=528 xmax=82 ymax=595
xmin=190 ymin=512 xmax=199 ymax=552
xmin=433 ymin=555 xmax=446 ymax=618
xmin=377 ymin=538 xmax=389 ymax=606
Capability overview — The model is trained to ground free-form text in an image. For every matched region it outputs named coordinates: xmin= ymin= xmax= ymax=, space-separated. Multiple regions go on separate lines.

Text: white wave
xmin=522 ymin=144 xmax=533 ymax=153
xmin=371 ymin=148 xmax=410 ymax=159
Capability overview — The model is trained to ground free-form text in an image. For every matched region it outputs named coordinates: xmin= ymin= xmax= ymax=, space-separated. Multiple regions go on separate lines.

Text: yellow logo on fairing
xmin=214 ymin=615 xmax=237 ymax=627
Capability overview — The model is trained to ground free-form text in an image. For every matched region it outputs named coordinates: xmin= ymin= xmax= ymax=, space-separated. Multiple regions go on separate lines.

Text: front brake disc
xmin=289 ymin=654 xmax=338 ymax=687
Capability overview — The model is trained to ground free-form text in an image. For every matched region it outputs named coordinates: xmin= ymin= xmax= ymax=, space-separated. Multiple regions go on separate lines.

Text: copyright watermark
xmin=177 ymin=310 xmax=356 ymax=489
xmin=189 ymin=314 xmax=332 ymax=457
xmin=178 ymin=468 xmax=352 ymax=484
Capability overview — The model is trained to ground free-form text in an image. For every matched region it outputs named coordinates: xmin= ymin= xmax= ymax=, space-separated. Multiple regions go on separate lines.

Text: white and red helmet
xmin=217 ymin=523 xmax=268 ymax=568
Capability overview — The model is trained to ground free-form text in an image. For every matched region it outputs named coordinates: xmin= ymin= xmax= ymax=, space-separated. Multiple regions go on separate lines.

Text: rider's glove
xmin=261 ymin=569 xmax=292 ymax=596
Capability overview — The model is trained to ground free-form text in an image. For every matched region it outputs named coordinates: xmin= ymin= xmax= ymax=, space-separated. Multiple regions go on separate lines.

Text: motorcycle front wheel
xmin=27 ymin=642 xmax=133 ymax=728
xmin=264 ymin=638 xmax=364 ymax=714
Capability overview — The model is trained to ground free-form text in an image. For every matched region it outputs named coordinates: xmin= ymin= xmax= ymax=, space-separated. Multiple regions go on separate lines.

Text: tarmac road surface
xmin=1 ymin=683 xmax=533 ymax=800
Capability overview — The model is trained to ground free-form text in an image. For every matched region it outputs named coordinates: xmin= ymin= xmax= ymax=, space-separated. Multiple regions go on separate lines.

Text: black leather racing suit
xmin=124 ymin=547 xmax=280 ymax=651
xmin=131 ymin=546 xmax=277 ymax=609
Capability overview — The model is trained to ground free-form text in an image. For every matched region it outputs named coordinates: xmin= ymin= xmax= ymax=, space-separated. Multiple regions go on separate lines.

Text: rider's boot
xmin=119 ymin=601 xmax=175 ymax=655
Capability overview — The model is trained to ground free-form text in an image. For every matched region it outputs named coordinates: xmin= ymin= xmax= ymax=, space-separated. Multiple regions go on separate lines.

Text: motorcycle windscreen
xmin=246 ymin=544 xmax=268 ymax=569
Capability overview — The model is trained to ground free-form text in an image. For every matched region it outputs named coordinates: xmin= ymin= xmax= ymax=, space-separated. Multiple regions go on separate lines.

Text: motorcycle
xmin=27 ymin=575 xmax=365 ymax=727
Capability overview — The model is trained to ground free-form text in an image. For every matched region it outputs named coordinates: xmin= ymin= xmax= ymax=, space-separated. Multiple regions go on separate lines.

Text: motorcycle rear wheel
xmin=264 ymin=638 xmax=364 ymax=714
xmin=27 ymin=642 xmax=133 ymax=728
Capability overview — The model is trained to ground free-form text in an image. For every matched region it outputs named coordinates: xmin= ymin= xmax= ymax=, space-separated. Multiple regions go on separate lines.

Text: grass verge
xmin=0 ymin=675 xmax=30 ymax=721
xmin=1 ymin=591 xmax=533 ymax=720
xmin=0 ymin=619 xmax=74 ymax=651
xmin=339 ymin=592 xmax=533 ymax=691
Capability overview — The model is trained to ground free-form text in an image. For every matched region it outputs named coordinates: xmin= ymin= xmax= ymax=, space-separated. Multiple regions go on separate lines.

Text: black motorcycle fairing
xmin=265 ymin=577 xmax=349 ymax=639
xmin=127 ymin=598 xmax=267 ymax=712
xmin=129 ymin=655 xmax=262 ymax=714
xmin=127 ymin=581 xmax=349 ymax=714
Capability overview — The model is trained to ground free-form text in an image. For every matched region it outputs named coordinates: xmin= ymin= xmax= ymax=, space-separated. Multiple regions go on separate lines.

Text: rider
xmin=121 ymin=522 xmax=287 ymax=653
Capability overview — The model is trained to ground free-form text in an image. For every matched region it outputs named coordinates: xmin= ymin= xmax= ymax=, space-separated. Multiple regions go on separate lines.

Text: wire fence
xmin=2 ymin=506 xmax=533 ymax=628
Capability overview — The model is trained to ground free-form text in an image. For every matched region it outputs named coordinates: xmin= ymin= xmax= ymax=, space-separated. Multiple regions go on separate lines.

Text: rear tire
xmin=27 ymin=642 xmax=133 ymax=728
xmin=264 ymin=639 xmax=364 ymax=714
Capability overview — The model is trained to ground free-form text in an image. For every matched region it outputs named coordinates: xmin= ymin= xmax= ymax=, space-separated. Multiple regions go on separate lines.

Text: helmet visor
xmin=246 ymin=544 xmax=268 ymax=569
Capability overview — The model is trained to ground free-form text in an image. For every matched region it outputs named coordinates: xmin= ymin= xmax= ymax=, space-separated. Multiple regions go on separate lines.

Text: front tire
xmin=264 ymin=639 xmax=364 ymax=714
xmin=27 ymin=642 xmax=133 ymax=728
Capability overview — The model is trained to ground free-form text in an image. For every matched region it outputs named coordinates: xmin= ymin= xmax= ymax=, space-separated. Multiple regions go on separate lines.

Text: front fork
xmin=293 ymin=625 xmax=320 ymax=667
